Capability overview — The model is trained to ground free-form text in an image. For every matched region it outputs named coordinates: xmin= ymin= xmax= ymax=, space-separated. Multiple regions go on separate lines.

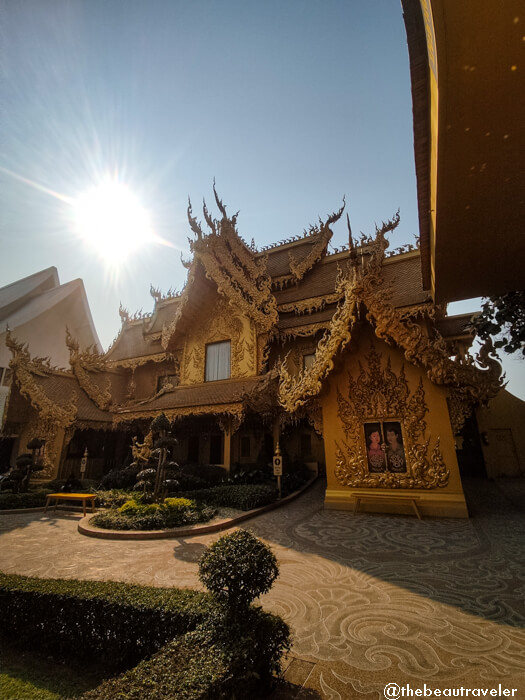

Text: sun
xmin=73 ymin=179 xmax=154 ymax=264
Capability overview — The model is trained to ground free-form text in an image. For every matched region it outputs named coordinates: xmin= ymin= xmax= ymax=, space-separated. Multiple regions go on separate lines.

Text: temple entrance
xmin=457 ymin=415 xmax=486 ymax=478
xmin=60 ymin=429 xmax=133 ymax=480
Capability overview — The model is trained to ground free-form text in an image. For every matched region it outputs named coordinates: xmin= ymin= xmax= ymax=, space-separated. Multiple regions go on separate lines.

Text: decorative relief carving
xmin=306 ymin=400 xmax=323 ymax=436
xmin=334 ymin=346 xmax=449 ymax=489
xmin=278 ymin=292 xmax=343 ymax=316
xmin=66 ymin=328 xmax=112 ymax=410
xmin=106 ymin=353 xmax=170 ymax=370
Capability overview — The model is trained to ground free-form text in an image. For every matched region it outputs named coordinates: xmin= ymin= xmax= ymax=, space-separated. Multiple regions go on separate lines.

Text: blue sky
xmin=1 ymin=0 xmax=523 ymax=397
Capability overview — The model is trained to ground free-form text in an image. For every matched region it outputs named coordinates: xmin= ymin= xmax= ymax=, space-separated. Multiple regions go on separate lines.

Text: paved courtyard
xmin=1 ymin=478 xmax=525 ymax=699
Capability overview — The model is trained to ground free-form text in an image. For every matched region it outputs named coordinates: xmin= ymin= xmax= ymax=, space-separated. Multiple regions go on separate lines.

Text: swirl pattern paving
xmin=1 ymin=477 xmax=524 ymax=698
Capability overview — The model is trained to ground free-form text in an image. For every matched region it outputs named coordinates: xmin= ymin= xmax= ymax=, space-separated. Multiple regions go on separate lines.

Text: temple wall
xmin=476 ymin=389 xmax=525 ymax=478
xmin=320 ymin=329 xmax=468 ymax=518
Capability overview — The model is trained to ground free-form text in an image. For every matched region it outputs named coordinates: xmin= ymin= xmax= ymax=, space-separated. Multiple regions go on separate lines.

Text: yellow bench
xmin=353 ymin=493 xmax=422 ymax=519
xmin=45 ymin=493 xmax=96 ymax=517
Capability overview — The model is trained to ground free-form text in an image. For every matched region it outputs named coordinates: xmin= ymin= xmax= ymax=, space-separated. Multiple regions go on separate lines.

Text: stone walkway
xmin=1 ymin=479 xmax=525 ymax=699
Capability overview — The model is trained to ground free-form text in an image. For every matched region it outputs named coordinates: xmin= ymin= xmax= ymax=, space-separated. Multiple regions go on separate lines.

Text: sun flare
xmin=73 ymin=179 xmax=154 ymax=264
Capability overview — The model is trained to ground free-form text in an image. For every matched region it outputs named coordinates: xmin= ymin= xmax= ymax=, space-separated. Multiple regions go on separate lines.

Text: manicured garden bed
xmin=0 ymin=530 xmax=291 ymax=699
xmin=91 ymin=496 xmax=216 ymax=531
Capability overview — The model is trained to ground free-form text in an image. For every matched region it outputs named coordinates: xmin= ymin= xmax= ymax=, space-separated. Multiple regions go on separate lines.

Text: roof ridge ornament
xmin=288 ymin=198 xmax=345 ymax=282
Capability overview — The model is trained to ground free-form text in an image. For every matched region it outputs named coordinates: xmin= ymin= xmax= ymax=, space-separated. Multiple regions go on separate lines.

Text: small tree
xmin=198 ymin=529 xmax=279 ymax=610
xmin=471 ymin=291 xmax=525 ymax=357
xmin=197 ymin=529 xmax=289 ymax=692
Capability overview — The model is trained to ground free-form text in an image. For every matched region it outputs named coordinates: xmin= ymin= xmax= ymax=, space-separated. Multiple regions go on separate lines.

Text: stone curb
xmin=77 ymin=477 xmax=317 ymax=540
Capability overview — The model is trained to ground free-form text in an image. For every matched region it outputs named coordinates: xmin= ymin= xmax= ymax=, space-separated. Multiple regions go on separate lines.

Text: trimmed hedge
xmin=1 ymin=572 xmax=291 ymax=699
xmin=184 ymin=483 xmax=278 ymax=511
xmin=0 ymin=573 xmax=212 ymax=672
xmin=79 ymin=634 xmax=231 ymax=700
xmin=81 ymin=608 xmax=290 ymax=700
xmin=0 ymin=490 xmax=48 ymax=510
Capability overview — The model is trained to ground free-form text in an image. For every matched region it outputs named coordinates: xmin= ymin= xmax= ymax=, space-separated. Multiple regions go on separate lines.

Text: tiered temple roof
xmin=3 ymin=195 xmax=502 ymax=447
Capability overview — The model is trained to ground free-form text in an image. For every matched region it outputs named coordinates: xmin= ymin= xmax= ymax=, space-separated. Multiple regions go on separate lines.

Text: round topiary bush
xmin=198 ymin=529 xmax=279 ymax=609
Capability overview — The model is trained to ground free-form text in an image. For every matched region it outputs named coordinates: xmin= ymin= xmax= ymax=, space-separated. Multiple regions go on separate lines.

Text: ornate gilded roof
xmin=113 ymin=375 xmax=268 ymax=425
xmin=278 ymin=213 xmax=504 ymax=414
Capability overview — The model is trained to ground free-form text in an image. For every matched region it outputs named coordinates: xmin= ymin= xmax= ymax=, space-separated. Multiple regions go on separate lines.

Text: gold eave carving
xmin=112 ymin=401 xmax=245 ymax=426
xmin=334 ymin=346 xmax=449 ymax=490
xmin=106 ymin=353 xmax=170 ymax=370
xmin=6 ymin=331 xmax=77 ymax=473
xmin=6 ymin=331 xmax=77 ymax=429
xmin=278 ymin=292 xmax=343 ymax=316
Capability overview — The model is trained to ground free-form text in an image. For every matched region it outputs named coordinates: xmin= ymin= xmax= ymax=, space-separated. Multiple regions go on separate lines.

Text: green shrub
xmin=168 ymin=470 xmax=209 ymax=491
xmin=0 ymin=490 xmax=48 ymax=510
xmin=197 ymin=530 xmax=290 ymax=694
xmin=99 ymin=464 xmax=140 ymax=489
xmin=91 ymin=497 xmax=216 ymax=530
xmin=199 ymin=529 xmax=279 ymax=608
xmin=0 ymin=573 xmax=212 ymax=673
xmin=180 ymin=463 xmax=226 ymax=484
xmin=191 ymin=606 xmax=291 ymax=695
xmin=93 ymin=488 xmax=140 ymax=508
xmin=184 ymin=483 xmax=277 ymax=510
xmin=2 ymin=548 xmax=291 ymax=699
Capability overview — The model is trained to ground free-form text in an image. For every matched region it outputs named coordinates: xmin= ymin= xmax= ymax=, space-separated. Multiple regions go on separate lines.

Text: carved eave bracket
xmin=66 ymin=327 xmax=112 ymax=410
xmin=6 ymin=330 xmax=77 ymax=431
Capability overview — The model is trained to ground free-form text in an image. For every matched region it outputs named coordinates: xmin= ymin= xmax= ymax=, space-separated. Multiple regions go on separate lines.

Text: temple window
xmin=205 ymin=340 xmax=231 ymax=381
xmin=303 ymin=353 xmax=315 ymax=371
xmin=157 ymin=374 xmax=179 ymax=392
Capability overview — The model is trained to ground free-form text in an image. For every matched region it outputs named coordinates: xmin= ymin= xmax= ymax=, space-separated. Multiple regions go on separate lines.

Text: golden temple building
xmin=1 ymin=189 xmax=506 ymax=517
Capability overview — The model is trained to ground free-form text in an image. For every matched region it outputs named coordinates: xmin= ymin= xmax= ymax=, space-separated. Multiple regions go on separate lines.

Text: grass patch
xmin=0 ymin=645 xmax=105 ymax=699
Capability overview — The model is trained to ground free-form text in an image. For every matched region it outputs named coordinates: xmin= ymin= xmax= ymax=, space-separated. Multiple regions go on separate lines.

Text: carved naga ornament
xmin=184 ymin=184 xmax=278 ymax=334
xmin=288 ymin=199 xmax=346 ymax=282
